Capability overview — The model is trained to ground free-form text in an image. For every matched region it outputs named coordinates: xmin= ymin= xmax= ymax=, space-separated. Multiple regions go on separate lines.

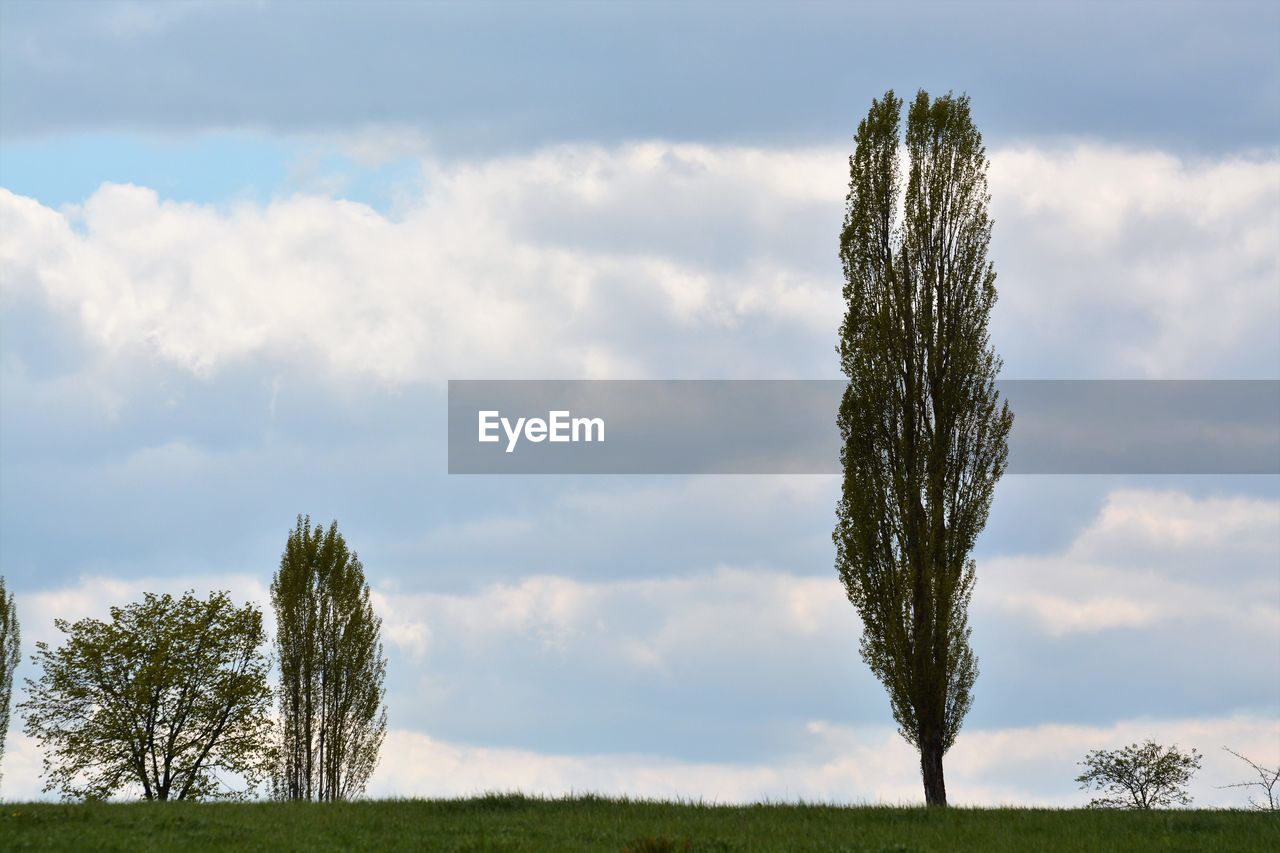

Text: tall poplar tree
xmin=835 ymin=90 xmax=1012 ymax=807
xmin=272 ymin=516 xmax=387 ymax=801
xmin=1 ymin=576 xmax=19 ymax=793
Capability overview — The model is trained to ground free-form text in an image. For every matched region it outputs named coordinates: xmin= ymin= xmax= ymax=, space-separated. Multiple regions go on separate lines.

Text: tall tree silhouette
xmin=835 ymin=90 xmax=1012 ymax=807
xmin=272 ymin=516 xmax=387 ymax=800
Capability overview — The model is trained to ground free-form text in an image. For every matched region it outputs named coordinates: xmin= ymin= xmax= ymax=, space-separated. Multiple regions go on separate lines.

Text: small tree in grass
xmin=1076 ymin=740 xmax=1202 ymax=809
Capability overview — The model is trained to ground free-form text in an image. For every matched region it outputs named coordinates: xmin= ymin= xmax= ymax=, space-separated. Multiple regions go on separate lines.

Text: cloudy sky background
xmin=1 ymin=0 xmax=1277 ymax=804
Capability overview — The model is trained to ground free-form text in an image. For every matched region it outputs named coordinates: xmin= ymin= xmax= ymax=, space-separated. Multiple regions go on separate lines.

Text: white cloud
xmin=364 ymin=713 xmax=1279 ymax=807
xmin=2 ymin=143 xmax=1275 ymax=386
xmin=371 ymin=566 xmax=853 ymax=669
xmin=1084 ymin=488 xmax=1280 ymax=553
xmin=988 ymin=145 xmax=1280 ymax=377
xmin=0 ymin=144 xmax=846 ymax=384
xmin=982 ymin=489 xmax=1280 ymax=636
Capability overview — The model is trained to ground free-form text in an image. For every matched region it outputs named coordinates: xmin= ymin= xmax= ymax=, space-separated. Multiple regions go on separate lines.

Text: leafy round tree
xmin=1076 ymin=740 xmax=1203 ymax=809
xmin=272 ymin=515 xmax=387 ymax=801
xmin=20 ymin=590 xmax=273 ymax=801
xmin=1 ymin=575 xmax=20 ymax=794
xmin=835 ymin=89 xmax=1012 ymax=807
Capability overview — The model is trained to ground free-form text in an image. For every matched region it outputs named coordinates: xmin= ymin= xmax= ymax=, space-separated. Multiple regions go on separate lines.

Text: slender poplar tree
xmin=0 ymin=576 xmax=19 ymax=793
xmin=835 ymin=90 xmax=1012 ymax=807
xmin=272 ymin=516 xmax=387 ymax=801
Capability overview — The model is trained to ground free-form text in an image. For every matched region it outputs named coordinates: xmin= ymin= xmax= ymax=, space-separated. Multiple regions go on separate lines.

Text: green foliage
xmin=272 ymin=515 xmax=387 ymax=801
xmin=0 ymin=575 xmax=20 ymax=793
xmin=1076 ymin=740 xmax=1203 ymax=809
xmin=2 ymin=798 xmax=1278 ymax=852
xmin=835 ymin=89 xmax=1012 ymax=806
xmin=19 ymin=590 xmax=274 ymax=801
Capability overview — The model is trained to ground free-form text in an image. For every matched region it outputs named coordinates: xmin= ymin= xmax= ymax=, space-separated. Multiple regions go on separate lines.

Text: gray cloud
xmin=1 ymin=1 xmax=1276 ymax=153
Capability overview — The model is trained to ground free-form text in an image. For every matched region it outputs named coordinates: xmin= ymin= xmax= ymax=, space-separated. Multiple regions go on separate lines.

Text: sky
xmin=1 ymin=0 xmax=1278 ymax=805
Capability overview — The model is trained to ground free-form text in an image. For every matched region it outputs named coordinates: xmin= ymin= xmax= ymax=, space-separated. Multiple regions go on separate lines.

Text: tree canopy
xmin=1076 ymin=740 xmax=1203 ymax=809
xmin=21 ymin=590 xmax=273 ymax=801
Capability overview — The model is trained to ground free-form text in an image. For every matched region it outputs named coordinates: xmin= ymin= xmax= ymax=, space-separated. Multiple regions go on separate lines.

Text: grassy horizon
xmin=2 ymin=793 xmax=1277 ymax=852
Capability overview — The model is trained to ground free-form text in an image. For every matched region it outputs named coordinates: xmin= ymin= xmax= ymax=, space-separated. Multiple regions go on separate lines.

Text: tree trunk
xmin=921 ymin=735 xmax=948 ymax=807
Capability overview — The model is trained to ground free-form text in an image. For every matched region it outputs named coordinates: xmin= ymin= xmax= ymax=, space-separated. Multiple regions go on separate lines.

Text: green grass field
xmin=2 ymin=794 xmax=1277 ymax=852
